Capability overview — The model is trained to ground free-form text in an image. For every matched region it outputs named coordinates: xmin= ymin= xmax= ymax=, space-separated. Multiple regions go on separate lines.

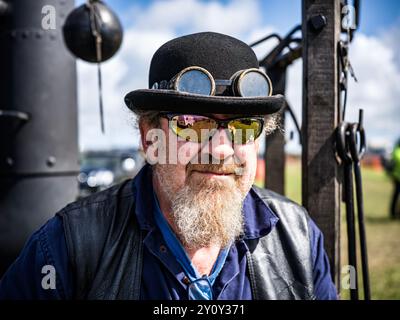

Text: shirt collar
xmin=132 ymin=164 xmax=279 ymax=239
xmin=242 ymin=188 xmax=279 ymax=239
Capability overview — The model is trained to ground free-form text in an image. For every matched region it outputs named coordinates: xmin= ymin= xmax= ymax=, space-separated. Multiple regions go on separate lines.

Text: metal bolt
xmin=47 ymin=156 xmax=56 ymax=167
xmin=6 ymin=157 xmax=13 ymax=167
xmin=309 ymin=14 xmax=327 ymax=32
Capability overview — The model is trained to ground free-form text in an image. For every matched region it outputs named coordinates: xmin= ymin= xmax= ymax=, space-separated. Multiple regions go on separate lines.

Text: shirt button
xmin=182 ymin=276 xmax=191 ymax=285
xmin=159 ymin=245 xmax=167 ymax=253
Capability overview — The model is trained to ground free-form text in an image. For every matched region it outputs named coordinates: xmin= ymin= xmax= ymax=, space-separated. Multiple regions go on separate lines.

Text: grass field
xmin=282 ymin=160 xmax=400 ymax=300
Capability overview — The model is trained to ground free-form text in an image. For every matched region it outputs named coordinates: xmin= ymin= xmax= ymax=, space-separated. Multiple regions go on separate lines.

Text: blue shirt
xmin=152 ymin=189 xmax=230 ymax=300
xmin=0 ymin=165 xmax=337 ymax=300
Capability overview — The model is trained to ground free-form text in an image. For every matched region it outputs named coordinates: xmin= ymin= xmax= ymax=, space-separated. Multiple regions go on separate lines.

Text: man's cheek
xmin=234 ymin=144 xmax=257 ymax=165
xmin=239 ymin=145 xmax=258 ymax=179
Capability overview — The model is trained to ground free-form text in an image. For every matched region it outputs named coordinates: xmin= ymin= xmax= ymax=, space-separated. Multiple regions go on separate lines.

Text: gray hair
xmin=134 ymin=110 xmax=161 ymax=129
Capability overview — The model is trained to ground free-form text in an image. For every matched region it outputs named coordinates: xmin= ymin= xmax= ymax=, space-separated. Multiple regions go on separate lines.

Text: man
xmin=389 ymin=139 xmax=400 ymax=219
xmin=0 ymin=32 xmax=337 ymax=300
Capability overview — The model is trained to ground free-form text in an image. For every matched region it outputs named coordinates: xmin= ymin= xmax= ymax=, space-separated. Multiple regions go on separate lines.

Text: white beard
xmin=153 ymin=164 xmax=248 ymax=249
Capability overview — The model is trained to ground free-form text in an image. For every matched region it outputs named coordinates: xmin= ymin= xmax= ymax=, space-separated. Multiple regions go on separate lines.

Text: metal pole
xmin=302 ymin=0 xmax=342 ymax=289
xmin=0 ymin=0 xmax=79 ymax=275
xmin=264 ymin=66 xmax=286 ymax=194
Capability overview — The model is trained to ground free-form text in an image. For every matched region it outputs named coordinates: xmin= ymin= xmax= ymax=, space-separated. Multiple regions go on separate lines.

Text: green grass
xmin=282 ymin=160 xmax=400 ymax=299
xmin=344 ymin=168 xmax=400 ymax=300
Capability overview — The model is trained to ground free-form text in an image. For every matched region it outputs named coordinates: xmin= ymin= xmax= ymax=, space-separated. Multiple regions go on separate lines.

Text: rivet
xmin=6 ymin=157 xmax=13 ymax=167
xmin=309 ymin=14 xmax=327 ymax=32
xmin=47 ymin=156 xmax=56 ymax=167
xmin=160 ymin=245 xmax=167 ymax=253
xmin=182 ymin=276 xmax=190 ymax=285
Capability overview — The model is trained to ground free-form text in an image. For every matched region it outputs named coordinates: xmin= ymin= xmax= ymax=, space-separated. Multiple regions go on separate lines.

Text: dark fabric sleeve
xmin=0 ymin=215 xmax=73 ymax=300
xmin=308 ymin=218 xmax=338 ymax=300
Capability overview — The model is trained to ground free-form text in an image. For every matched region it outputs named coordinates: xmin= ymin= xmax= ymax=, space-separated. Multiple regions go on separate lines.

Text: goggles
xmin=160 ymin=113 xmax=265 ymax=144
xmin=152 ymin=66 xmax=273 ymax=97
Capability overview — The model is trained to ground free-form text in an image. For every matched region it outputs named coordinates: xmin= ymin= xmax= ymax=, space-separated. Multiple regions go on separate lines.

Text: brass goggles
xmin=152 ymin=66 xmax=273 ymax=97
xmin=161 ymin=113 xmax=265 ymax=144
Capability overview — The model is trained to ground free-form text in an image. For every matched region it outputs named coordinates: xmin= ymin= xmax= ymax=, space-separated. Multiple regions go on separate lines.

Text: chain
xmin=87 ymin=0 xmax=105 ymax=134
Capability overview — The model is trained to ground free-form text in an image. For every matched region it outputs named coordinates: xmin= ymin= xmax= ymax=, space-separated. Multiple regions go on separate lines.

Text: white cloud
xmin=347 ymin=31 xmax=400 ymax=149
xmin=130 ymin=0 xmax=261 ymax=37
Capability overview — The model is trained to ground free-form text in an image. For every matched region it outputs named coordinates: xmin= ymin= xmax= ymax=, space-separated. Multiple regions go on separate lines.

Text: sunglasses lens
xmin=238 ymin=71 xmax=271 ymax=97
xmin=170 ymin=115 xmax=217 ymax=142
xmin=228 ymin=118 xmax=263 ymax=144
xmin=168 ymin=114 xmax=263 ymax=144
xmin=176 ymin=69 xmax=213 ymax=95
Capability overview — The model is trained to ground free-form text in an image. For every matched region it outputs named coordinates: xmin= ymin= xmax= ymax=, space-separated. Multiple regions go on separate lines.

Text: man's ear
xmin=139 ymin=120 xmax=151 ymax=153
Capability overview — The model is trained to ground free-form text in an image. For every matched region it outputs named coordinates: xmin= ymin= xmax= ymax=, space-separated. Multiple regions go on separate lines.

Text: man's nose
xmin=207 ymin=128 xmax=234 ymax=161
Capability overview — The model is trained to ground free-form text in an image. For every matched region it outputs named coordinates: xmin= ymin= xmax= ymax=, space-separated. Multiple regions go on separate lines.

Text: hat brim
xmin=124 ymin=89 xmax=285 ymax=115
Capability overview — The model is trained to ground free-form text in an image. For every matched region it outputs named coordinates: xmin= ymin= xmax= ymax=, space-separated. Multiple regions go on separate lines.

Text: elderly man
xmin=0 ymin=32 xmax=337 ymax=300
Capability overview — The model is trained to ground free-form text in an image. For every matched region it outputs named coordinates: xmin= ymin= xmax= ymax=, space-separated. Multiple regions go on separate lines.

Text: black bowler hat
xmin=124 ymin=32 xmax=285 ymax=115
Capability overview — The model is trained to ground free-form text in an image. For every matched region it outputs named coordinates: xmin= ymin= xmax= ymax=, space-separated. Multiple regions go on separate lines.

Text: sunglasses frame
xmin=160 ymin=113 xmax=265 ymax=144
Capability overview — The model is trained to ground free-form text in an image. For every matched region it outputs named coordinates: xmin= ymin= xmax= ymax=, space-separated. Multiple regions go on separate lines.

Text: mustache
xmin=187 ymin=163 xmax=244 ymax=175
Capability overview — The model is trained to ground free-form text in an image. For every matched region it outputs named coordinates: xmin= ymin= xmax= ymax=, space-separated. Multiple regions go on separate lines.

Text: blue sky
xmin=78 ymin=0 xmax=400 ymax=36
xmin=75 ymin=0 xmax=400 ymax=152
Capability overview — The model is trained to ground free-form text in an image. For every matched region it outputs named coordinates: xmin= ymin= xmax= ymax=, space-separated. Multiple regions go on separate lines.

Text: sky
xmin=74 ymin=0 xmax=400 ymax=154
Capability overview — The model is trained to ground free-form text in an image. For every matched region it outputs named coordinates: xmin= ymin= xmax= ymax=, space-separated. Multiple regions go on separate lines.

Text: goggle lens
xmin=176 ymin=70 xmax=213 ymax=95
xmin=238 ymin=70 xmax=271 ymax=97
